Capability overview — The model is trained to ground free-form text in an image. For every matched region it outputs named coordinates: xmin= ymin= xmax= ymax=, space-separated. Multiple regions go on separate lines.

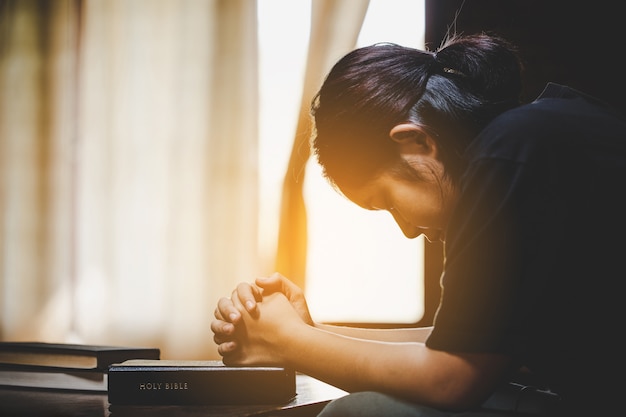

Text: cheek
xmin=396 ymin=183 xmax=445 ymax=225
xmin=400 ymin=158 xmax=447 ymax=204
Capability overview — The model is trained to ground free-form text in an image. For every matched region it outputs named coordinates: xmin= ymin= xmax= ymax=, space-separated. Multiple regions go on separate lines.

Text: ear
xmin=389 ymin=123 xmax=437 ymax=157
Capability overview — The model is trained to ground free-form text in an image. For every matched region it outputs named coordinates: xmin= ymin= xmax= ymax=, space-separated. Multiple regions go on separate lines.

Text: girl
xmin=212 ymin=34 xmax=625 ymax=417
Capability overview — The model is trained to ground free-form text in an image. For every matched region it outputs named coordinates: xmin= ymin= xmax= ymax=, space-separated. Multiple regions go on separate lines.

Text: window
xmin=259 ymin=0 xmax=426 ymax=324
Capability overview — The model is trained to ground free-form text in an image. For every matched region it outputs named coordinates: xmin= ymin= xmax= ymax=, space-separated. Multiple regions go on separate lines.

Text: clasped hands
xmin=211 ymin=272 xmax=314 ymax=366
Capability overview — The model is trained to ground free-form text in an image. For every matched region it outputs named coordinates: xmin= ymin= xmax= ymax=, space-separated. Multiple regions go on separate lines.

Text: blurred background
xmin=0 ymin=0 xmax=424 ymax=360
xmin=2 ymin=0 xmax=622 ymax=360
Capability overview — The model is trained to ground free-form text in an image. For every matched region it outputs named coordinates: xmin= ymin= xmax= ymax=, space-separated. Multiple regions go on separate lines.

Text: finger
xmin=231 ymin=288 xmax=258 ymax=318
xmin=256 ymin=272 xmax=301 ymax=298
xmin=217 ymin=341 xmax=238 ymax=356
xmin=210 ymin=319 xmax=235 ymax=337
xmin=235 ymin=282 xmax=262 ymax=313
xmin=217 ymin=296 xmax=241 ymax=323
xmin=256 ymin=272 xmax=314 ymax=325
xmin=255 ymin=272 xmax=283 ymax=293
xmin=213 ymin=330 xmax=235 ymax=346
xmin=212 ymin=334 xmax=230 ymax=345
xmin=221 ymin=353 xmax=243 ymax=367
xmin=214 ymin=306 xmax=224 ymax=321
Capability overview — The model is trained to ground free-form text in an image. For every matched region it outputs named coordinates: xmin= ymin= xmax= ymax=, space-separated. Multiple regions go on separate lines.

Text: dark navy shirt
xmin=425 ymin=83 xmax=626 ymax=411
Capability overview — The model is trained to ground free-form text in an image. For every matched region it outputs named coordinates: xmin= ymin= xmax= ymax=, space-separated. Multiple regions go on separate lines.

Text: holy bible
xmin=107 ymin=360 xmax=296 ymax=405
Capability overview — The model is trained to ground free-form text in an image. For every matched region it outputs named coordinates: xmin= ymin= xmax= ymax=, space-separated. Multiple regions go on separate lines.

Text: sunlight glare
xmin=259 ymin=0 xmax=426 ymax=323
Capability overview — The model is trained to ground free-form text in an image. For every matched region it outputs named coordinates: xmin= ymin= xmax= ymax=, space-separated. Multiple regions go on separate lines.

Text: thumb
xmin=256 ymin=273 xmax=313 ymax=325
xmin=255 ymin=272 xmax=296 ymax=296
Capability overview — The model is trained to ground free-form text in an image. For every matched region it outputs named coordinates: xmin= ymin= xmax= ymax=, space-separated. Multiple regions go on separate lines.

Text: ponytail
xmin=430 ymin=33 xmax=523 ymax=108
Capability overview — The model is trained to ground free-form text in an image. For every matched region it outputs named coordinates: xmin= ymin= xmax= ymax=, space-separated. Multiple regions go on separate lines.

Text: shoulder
xmin=466 ymin=83 xmax=626 ymax=164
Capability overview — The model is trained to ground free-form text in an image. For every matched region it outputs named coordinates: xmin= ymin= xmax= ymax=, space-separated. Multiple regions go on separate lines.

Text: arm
xmin=314 ymin=323 xmax=432 ymax=343
xmin=211 ymin=273 xmax=430 ymax=348
xmin=226 ymin=291 xmax=512 ymax=411
xmin=211 ymin=275 xmax=513 ymax=409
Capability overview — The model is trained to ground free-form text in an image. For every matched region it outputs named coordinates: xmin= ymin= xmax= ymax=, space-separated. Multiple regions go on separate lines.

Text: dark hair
xmin=311 ymin=34 xmax=523 ymax=189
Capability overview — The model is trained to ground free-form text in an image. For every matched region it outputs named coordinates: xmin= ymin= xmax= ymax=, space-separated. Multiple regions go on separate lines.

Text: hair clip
xmin=443 ymin=67 xmax=465 ymax=77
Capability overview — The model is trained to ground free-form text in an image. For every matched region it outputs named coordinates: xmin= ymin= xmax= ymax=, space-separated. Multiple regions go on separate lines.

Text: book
xmin=0 ymin=342 xmax=160 ymax=370
xmin=107 ymin=359 xmax=297 ymax=406
xmin=0 ymin=363 xmax=108 ymax=392
xmin=0 ymin=386 xmax=109 ymax=417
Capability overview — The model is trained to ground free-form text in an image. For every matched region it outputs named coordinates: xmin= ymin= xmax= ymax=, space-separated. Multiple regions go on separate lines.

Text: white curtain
xmin=0 ymin=0 xmax=371 ymax=360
xmin=275 ymin=0 xmax=370 ymax=289
xmin=1 ymin=0 xmax=258 ymax=360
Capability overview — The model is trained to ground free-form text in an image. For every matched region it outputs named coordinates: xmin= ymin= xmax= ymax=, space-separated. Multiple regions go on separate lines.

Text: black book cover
xmin=0 ymin=342 xmax=160 ymax=370
xmin=0 ymin=363 xmax=108 ymax=391
xmin=107 ymin=360 xmax=297 ymax=406
xmin=0 ymin=386 xmax=109 ymax=417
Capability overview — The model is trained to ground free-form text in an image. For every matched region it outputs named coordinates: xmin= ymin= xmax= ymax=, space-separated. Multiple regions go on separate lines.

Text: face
xmin=339 ymin=155 xmax=457 ymax=243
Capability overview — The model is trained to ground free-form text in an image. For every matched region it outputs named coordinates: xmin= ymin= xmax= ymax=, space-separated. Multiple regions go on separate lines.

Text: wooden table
xmin=0 ymin=373 xmax=347 ymax=417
